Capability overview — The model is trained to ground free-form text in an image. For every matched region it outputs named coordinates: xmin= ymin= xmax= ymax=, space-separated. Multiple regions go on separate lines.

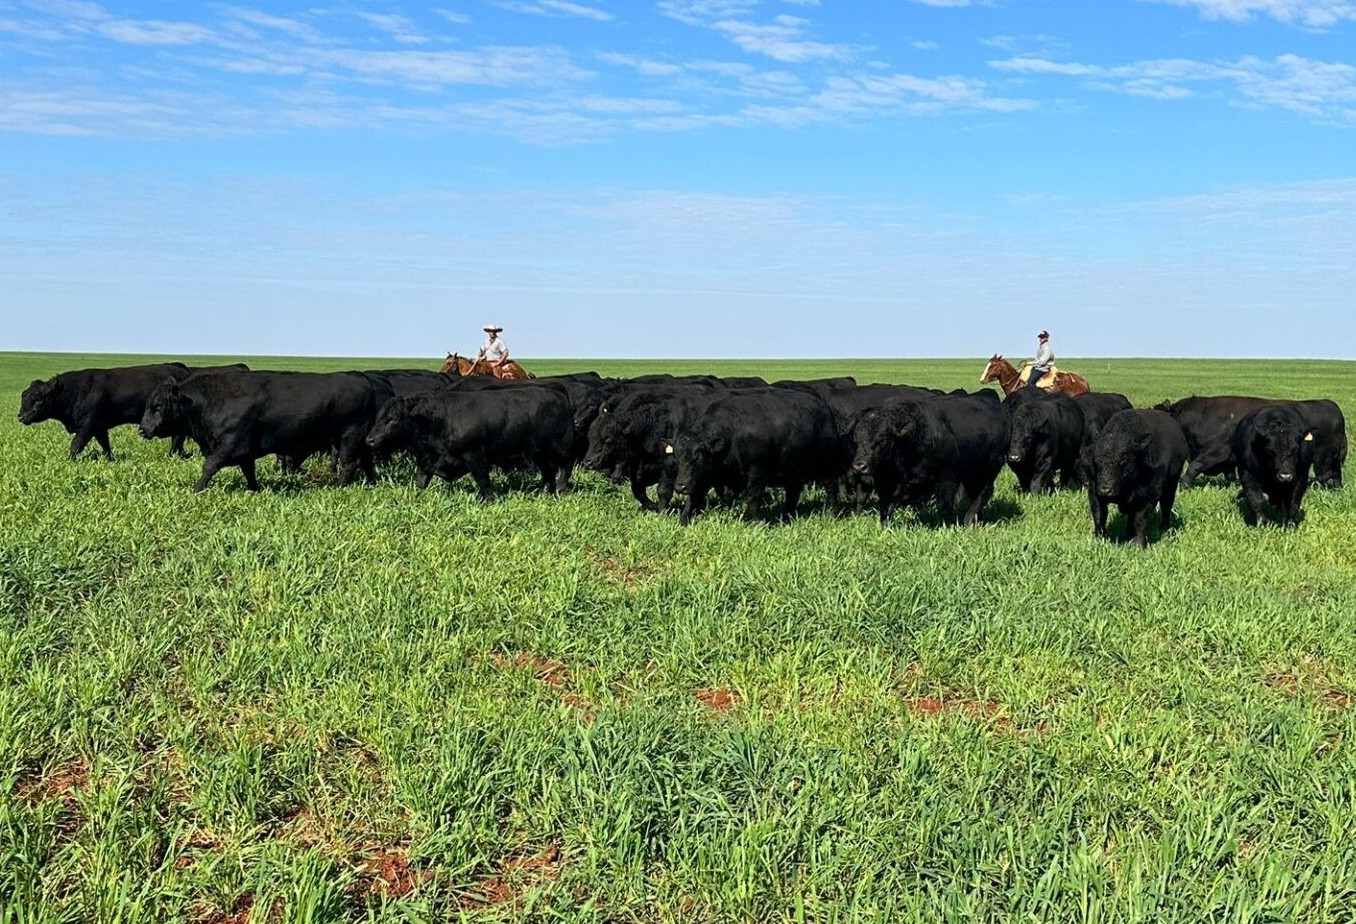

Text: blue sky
xmin=2 ymin=0 xmax=1354 ymax=359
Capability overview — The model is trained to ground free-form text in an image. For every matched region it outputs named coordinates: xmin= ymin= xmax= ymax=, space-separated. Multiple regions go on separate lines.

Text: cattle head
xmin=851 ymin=404 xmax=924 ymax=477
xmin=1250 ymin=409 xmax=1311 ymax=485
xmin=1007 ymin=404 xmax=1045 ymax=464
xmin=18 ymin=377 xmax=61 ymax=425
xmin=365 ymin=398 xmax=416 ymax=453
xmin=1092 ymin=429 xmax=1152 ymax=498
xmin=139 ymin=382 xmax=189 ymax=439
xmin=582 ymin=409 xmax=627 ymax=477
xmin=671 ymin=433 xmax=726 ymax=496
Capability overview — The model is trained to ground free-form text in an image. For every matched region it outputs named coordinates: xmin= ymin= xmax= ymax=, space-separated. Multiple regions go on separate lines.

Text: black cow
xmin=18 ymin=362 xmax=248 ymax=460
xmin=140 ymin=371 xmax=387 ymax=491
xmin=1157 ymin=396 xmax=1346 ymax=489
xmin=849 ymin=393 xmax=1009 ymax=526
xmin=670 ymin=389 xmax=845 ymax=525
xmin=582 ymin=389 xmax=720 ymax=512
xmin=1233 ymin=406 xmax=1315 ymax=528
xmin=365 ymin=388 xmax=575 ymax=501
xmin=1085 ymin=410 xmax=1188 ymax=548
xmin=1006 ymin=395 xmax=1086 ymax=494
xmin=1074 ymin=392 xmax=1133 ymax=439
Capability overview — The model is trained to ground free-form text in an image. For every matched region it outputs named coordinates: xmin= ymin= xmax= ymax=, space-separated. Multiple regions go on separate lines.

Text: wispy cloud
xmin=1141 ymin=0 xmax=1356 ymax=27
xmin=491 ymin=0 xmax=614 ymax=21
xmin=991 ymin=53 xmax=1356 ymax=120
xmin=658 ymin=1 xmax=854 ymax=62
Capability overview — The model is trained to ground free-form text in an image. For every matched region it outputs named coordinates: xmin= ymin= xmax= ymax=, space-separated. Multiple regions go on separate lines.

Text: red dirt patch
xmin=13 ymin=757 xmax=90 ymax=808
xmin=493 ymin=652 xmax=573 ymax=688
xmin=458 ymin=844 xmax=564 ymax=910
xmin=561 ymin=693 xmax=597 ymax=723
xmin=1265 ymin=669 xmax=1351 ymax=711
xmin=349 ymin=846 xmax=433 ymax=903
xmin=193 ymin=894 xmax=262 ymax=924
xmin=903 ymin=696 xmax=1047 ymax=737
xmin=696 ymin=688 xmax=741 ymax=714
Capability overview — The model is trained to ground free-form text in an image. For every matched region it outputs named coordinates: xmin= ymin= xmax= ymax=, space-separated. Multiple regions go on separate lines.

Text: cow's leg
xmin=679 ymin=483 xmax=708 ymax=526
xmin=1091 ymin=494 xmax=1109 ymax=538
xmin=170 ymin=434 xmax=190 ymax=458
xmin=555 ymin=462 xmax=572 ymax=493
xmin=1239 ymin=475 xmax=1266 ymax=526
xmin=415 ymin=469 xmax=433 ymax=490
xmin=630 ymin=477 xmax=659 ymax=512
xmin=1129 ymin=507 xmax=1150 ymax=549
xmin=194 ymin=458 xmax=226 ymax=493
xmin=1286 ymin=482 xmax=1307 ymax=527
xmin=92 ymin=429 xmax=115 ymax=460
xmin=962 ymin=482 xmax=991 ymax=526
xmin=68 ymin=425 xmax=96 ymax=460
xmin=934 ymin=483 xmax=959 ymax=526
xmin=1159 ymin=479 xmax=1179 ymax=533
xmin=537 ymin=461 xmax=558 ymax=494
xmin=782 ymin=482 xmax=804 ymax=521
xmin=463 ymin=454 xmax=495 ymax=502
xmin=239 ymin=458 xmax=261 ymax=492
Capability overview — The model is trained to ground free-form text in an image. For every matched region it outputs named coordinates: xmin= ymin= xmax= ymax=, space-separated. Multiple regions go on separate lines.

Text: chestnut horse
xmin=439 ymin=352 xmax=535 ymax=380
xmin=980 ymin=354 xmax=1090 ymax=397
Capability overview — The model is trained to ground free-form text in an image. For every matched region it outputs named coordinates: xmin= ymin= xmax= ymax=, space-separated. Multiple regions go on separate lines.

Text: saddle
xmin=1018 ymin=363 xmax=1061 ymax=388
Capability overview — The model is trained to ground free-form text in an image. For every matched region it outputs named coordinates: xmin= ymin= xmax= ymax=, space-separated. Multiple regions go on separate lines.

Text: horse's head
xmin=980 ymin=354 xmax=1004 ymax=384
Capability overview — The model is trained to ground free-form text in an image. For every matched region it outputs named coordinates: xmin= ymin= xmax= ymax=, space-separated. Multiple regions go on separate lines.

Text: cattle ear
xmin=711 ymin=435 xmax=729 ymax=454
xmin=1133 ymin=432 xmax=1153 ymax=450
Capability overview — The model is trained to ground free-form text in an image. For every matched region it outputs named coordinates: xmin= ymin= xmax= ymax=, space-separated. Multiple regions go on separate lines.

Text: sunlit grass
xmin=2 ymin=352 xmax=1355 ymax=922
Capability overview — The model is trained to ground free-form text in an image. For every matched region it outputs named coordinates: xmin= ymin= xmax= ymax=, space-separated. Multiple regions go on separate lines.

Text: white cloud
xmin=94 ymin=18 xmax=213 ymax=45
xmin=991 ymin=53 xmax=1356 ymax=121
xmin=433 ymin=8 xmax=472 ymax=25
xmin=1142 ymin=0 xmax=1356 ymax=27
xmin=491 ymin=0 xmax=614 ymax=21
xmin=709 ymin=14 xmax=852 ymax=63
xmin=658 ymin=0 xmax=855 ymax=62
xmin=354 ymin=13 xmax=429 ymax=45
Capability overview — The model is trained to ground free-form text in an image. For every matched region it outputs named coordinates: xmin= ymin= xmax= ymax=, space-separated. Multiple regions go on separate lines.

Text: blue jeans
xmin=1027 ymin=367 xmax=1050 ymax=388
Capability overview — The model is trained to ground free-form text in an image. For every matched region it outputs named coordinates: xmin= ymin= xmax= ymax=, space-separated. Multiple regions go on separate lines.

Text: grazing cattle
xmin=365 ymin=388 xmax=575 ymax=501
xmin=849 ymin=393 xmax=1009 ymax=526
xmin=582 ymin=389 xmax=720 ymax=512
xmin=1233 ymin=406 xmax=1314 ymax=528
xmin=1157 ymin=396 xmax=1346 ymax=489
xmin=1085 ymin=410 xmax=1188 ymax=548
xmin=669 ymin=389 xmax=845 ymax=525
xmin=1006 ymin=394 xmax=1087 ymax=494
xmin=139 ymin=371 xmax=388 ymax=491
xmin=18 ymin=362 xmax=248 ymax=460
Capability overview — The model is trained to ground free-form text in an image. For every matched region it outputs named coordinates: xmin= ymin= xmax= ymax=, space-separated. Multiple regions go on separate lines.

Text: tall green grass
xmin=1 ymin=353 xmax=1354 ymax=922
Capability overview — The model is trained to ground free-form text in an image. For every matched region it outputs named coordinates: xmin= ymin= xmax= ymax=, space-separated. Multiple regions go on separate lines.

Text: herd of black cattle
xmin=16 ymin=361 xmax=1349 ymax=547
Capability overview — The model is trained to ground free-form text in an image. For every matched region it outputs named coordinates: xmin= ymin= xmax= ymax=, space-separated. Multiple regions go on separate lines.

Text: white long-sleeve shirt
xmin=1033 ymin=342 xmax=1053 ymax=371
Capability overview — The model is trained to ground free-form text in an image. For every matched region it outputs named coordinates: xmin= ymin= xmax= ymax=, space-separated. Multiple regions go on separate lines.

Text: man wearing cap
xmin=1027 ymin=330 xmax=1054 ymax=389
xmin=476 ymin=324 xmax=510 ymax=371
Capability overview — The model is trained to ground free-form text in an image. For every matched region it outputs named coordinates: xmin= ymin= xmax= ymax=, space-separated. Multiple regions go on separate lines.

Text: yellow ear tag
xmin=1304 ymin=433 xmax=1314 ymax=442
xmin=665 ymin=445 xmax=674 ymax=454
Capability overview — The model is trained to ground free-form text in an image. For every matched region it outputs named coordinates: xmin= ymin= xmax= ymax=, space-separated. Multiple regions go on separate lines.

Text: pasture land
xmin=2 ymin=352 xmax=1355 ymax=923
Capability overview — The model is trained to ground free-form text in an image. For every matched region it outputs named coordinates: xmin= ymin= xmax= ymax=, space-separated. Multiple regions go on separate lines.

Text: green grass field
xmin=3 ymin=352 xmax=1355 ymax=923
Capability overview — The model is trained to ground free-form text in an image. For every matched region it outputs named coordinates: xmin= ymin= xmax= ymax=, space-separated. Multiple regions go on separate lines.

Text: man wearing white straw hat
xmin=475 ymin=323 xmax=510 ymax=372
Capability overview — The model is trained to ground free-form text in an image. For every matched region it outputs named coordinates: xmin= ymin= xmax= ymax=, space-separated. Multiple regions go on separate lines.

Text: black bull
xmin=140 ymin=371 xmax=389 ymax=491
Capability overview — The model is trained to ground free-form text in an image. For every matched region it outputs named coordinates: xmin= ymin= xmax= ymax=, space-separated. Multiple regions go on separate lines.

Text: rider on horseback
xmin=476 ymin=324 xmax=510 ymax=373
xmin=1027 ymin=330 xmax=1053 ymax=389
